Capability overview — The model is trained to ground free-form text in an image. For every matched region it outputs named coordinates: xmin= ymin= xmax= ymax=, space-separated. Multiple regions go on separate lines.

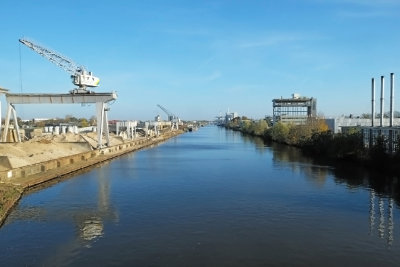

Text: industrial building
xmin=272 ymin=94 xmax=317 ymax=124
xmin=361 ymin=73 xmax=400 ymax=153
xmin=325 ymin=117 xmax=400 ymax=134
xmin=225 ymin=111 xmax=238 ymax=123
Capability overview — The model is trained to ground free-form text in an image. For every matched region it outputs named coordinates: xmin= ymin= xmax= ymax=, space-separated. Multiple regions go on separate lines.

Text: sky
xmin=1 ymin=0 xmax=400 ymax=121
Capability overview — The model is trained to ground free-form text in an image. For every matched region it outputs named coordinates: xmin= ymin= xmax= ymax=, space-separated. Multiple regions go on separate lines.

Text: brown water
xmin=1 ymin=126 xmax=399 ymax=266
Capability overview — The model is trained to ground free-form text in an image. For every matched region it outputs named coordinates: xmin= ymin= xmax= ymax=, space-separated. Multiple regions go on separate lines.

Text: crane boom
xmin=157 ymin=104 xmax=175 ymax=121
xmin=19 ymin=38 xmax=100 ymax=93
xmin=19 ymin=39 xmax=80 ymax=75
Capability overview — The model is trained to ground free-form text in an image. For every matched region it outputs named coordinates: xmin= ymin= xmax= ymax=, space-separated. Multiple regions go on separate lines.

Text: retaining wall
xmin=0 ymin=132 xmax=180 ymax=184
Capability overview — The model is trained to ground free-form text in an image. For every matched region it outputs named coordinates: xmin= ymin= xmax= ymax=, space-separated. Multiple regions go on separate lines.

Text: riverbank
xmin=0 ymin=130 xmax=183 ymax=226
xmin=224 ymin=119 xmax=400 ymax=176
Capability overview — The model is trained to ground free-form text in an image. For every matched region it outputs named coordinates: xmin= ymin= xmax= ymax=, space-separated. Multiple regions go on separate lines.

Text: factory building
xmin=272 ymin=94 xmax=317 ymax=124
xmin=225 ymin=112 xmax=239 ymax=123
xmin=325 ymin=117 xmax=400 ymax=134
xmin=361 ymin=73 xmax=400 ymax=153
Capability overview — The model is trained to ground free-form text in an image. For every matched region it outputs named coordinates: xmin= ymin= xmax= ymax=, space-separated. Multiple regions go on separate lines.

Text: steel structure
xmin=157 ymin=104 xmax=176 ymax=121
xmin=19 ymin=39 xmax=100 ymax=93
xmin=362 ymin=73 xmax=399 ymax=153
xmin=2 ymin=92 xmax=117 ymax=147
xmin=0 ymin=88 xmax=9 ymax=139
xmin=272 ymin=95 xmax=317 ymax=124
xmin=157 ymin=104 xmax=179 ymax=130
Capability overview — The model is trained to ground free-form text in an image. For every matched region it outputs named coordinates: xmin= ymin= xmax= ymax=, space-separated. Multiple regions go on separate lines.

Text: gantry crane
xmin=157 ymin=104 xmax=176 ymax=121
xmin=157 ymin=104 xmax=179 ymax=130
xmin=19 ymin=38 xmax=100 ymax=94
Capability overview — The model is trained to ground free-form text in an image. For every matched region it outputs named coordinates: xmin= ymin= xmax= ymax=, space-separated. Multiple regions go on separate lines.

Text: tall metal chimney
xmin=372 ymin=78 xmax=375 ymax=127
xmin=390 ymin=73 xmax=394 ymax=127
xmin=380 ymin=76 xmax=385 ymax=127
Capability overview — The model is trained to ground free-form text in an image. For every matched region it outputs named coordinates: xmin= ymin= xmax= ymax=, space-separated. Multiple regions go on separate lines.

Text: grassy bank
xmin=0 ymin=185 xmax=22 ymax=226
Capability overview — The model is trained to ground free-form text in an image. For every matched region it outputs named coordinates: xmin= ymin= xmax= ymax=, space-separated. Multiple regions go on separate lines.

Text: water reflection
xmin=241 ymin=134 xmax=268 ymax=154
xmin=5 ymin=164 xmax=118 ymax=250
xmin=369 ymin=191 xmax=395 ymax=247
xmin=235 ymin=129 xmax=400 ymax=246
xmin=333 ymin=165 xmax=400 ymax=208
xmin=238 ymin=131 xmax=400 ymax=207
xmin=270 ymin=142 xmax=331 ymax=187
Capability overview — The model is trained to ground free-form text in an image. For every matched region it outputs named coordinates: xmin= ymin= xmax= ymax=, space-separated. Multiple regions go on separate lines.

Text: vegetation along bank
xmin=225 ymin=117 xmax=400 ymax=175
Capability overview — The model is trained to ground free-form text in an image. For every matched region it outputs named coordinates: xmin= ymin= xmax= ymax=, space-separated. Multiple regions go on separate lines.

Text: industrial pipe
xmin=372 ymin=78 xmax=375 ymax=127
xmin=390 ymin=73 xmax=394 ymax=127
xmin=380 ymin=76 xmax=384 ymax=127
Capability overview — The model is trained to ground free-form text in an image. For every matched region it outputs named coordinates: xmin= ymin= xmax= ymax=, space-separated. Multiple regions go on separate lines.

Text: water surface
xmin=1 ymin=126 xmax=399 ymax=266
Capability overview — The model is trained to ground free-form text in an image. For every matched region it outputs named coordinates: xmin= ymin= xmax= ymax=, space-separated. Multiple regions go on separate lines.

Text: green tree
xmin=79 ymin=118 xmax=89 ymax=127
xmin=270 ymin=122 xmax=290 ymax=143
xmin=251 ymin=120 xmax=268 ymax=136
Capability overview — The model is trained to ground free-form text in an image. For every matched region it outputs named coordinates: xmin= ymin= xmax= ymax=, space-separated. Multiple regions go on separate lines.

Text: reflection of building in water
xmin=271 ymin=143 xmax=329 ymax=187
xmin=369 ymin=190 xmax=394 ymax=246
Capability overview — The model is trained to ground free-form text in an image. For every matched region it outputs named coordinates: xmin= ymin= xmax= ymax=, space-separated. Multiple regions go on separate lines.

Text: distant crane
xmin=19 ymin=38 xmax=100 ymax=94
xmin=157 ymin=104 xmax=176 ymax=121
xmin=157 ymin=104 xmax=179 ymax=130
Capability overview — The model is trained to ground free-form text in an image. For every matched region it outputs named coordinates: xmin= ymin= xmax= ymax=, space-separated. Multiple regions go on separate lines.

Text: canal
xmin=1 ymin=126 xmax=399 ymax=266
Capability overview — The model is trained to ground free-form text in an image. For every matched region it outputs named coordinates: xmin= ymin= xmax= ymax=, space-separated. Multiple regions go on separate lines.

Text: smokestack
xmin=380 ymin=76 xmax=385 ymax=127
xmin=372 ymin=78 xmax=375 ymax=127
xmin=390 ymin=73 xmax=394 ymax=127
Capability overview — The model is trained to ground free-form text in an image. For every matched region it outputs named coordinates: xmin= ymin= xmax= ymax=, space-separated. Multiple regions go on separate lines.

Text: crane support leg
xmin=96 ymin=102 xmax=110 ymax=148
xmin=0 ymin=100 xmax=2 ymax=139
xmin=3 ymin=103 xmax=21 ymax=142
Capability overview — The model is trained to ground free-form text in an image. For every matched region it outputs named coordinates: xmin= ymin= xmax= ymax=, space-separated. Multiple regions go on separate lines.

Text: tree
xmin=361 ymin=113 xmax=371 ymax=119
xmin=79 ymin=118 xmax=89 ymax=127
xmin=270 ymin=122 xmax=290 ymax=143
xmin=251 ymin=120 xmax=268 ymax=136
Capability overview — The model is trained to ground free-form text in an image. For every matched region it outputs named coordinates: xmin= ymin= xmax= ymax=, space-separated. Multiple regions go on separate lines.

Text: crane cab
xmin=72 ymin=70 xmax=100 ymax=88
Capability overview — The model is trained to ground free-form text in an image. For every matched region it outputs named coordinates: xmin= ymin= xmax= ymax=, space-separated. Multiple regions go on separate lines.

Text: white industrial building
xmin=325 ymin=117 xmax=400 ymax=134
xmin=361 ymin=73 xmax=400 ymax=153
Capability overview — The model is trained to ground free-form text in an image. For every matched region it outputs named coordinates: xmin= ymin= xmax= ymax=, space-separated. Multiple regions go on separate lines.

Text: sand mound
xmin=0 ymin=133 xmax=125 ymax=170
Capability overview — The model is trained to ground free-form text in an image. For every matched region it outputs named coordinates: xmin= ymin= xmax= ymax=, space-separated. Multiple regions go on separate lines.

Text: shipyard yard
xmin=0 ymin=35 xmax=192 ymax=227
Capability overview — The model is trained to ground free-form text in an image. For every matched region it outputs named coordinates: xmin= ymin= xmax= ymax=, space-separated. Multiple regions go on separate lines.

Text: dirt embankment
xmin=0 ymin=184 xmax=22 ymax=224
xmin=0 ymin=132 xmax=126 ymax=171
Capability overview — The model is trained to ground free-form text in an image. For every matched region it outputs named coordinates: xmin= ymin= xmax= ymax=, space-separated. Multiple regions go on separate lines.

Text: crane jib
xmin=18 ymin=38 xmax=100 ymax=91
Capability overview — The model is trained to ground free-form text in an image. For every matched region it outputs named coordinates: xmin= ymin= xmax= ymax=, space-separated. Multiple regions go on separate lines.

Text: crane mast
xmin=19 ymin=38 xmax=100 ymax=93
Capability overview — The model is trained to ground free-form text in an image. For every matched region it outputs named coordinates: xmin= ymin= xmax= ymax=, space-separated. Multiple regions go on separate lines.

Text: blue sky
xmin=1 ymin=0 xmax=400 ymax=121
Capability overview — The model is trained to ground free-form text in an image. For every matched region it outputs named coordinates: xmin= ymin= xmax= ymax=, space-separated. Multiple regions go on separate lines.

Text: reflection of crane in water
xmin=5 ymin=166 xmax=118 ymax=257
xmin=42 ymin=169 xmax=119 ymax=264
xmin=73 ymin=170 xmax=117 ymax=242
xmin=369 ymin=190 xmax=394 ymax=246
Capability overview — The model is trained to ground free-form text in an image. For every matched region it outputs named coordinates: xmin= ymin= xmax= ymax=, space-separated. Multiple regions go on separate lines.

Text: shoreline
xmin=224 ymin=124 xmax=400 ymax=176
xmin=0 ymin=130 xmax=183 ymax=227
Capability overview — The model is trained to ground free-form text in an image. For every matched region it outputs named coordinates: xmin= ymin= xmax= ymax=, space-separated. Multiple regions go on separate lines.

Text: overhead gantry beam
xmin=2 ymin=92 xmax=117 ymax=148
xmin=6 ymin=92 xmax=117 ymax=104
